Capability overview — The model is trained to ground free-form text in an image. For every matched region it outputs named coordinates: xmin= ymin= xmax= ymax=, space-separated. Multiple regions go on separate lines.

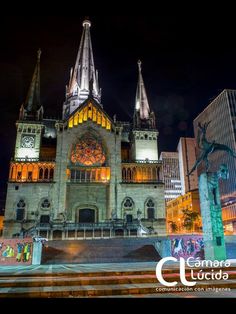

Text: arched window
xmin=122 ymin=197 xmax=134 ymax=211
xmin=127 ymin=168 xmax=131 ymax=182
xmin=41 ymin=199 xmax=51 ymax=209
xmin=16 ymin=199 xmax=26 ymax=221
xmin=39 ymin=168 xmax=44 ymax=180
xmin=122 ymin=168 xmax=126 ymax=181
xmin=146 ymin=199 xmax=155 ymax=220
xmin=44 ymin=168 xmax=49 ymax=180
xmin=49 ymin=168 xmax=54 ymax=180
xmin=132 ymin=168 xmax=136 ymax=182
xmin=122 ymin=198 xmax=134 ymax=224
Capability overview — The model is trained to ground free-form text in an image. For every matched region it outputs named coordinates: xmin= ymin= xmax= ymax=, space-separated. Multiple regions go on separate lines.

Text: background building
xmin=3 ymin=19 xmax=166 ymax=239
xmin=193 ymin=89 xmax=236 ymax=233
xmin=177 ymin=137 xmax=198 ymax=195
xmin=166 ymin=189 xmax=201 ymax=234
xmin=160 ymin=152 xmax=182 ymax=203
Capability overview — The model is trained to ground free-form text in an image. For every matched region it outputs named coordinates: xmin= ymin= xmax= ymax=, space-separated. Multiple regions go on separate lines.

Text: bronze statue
xmin=188 ymin=121 xmax=236 ymax=175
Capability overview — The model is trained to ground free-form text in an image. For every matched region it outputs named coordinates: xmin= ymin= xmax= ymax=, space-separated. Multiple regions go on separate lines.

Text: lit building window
xmin=9 ymin=162 xmax=55 ymax=182
xmin=68 ymin=102 xmax=111 ymax=131
xmin=68 ymin=167 xmax=110 ymax=183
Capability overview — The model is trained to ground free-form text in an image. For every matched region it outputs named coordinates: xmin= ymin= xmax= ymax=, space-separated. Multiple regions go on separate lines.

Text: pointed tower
xmin=15 ymin=50 xmax=45 ymax=160
xmin=19 ymin=49 xmax=43 ymax=121
xmin=133 ymin=60 xmax=156 ymax=129
xmin=132 ymin=61 xmax=159 ymax=161
xmin=63 ymin=19 xmax=101 ymax=119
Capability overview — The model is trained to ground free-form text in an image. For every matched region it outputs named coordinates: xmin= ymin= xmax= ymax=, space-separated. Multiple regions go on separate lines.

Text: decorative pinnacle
xmin=83 ymin=19 xmax=91 ymax=27
xmin=37 ymin=49 xmax=41 ymax=61
xmin=138 ymin=60 xmax=142 ymax=71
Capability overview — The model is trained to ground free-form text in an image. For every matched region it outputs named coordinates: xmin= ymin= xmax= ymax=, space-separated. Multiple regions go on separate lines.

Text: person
xmin=16 ymin=243 xmax=24 ymax=262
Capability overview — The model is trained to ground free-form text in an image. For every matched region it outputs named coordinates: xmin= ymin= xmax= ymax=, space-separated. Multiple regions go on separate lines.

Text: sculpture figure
xmin=188 ymin=121 xmax=236 ymax=175
xmin=188 ymin=121 xmax=235 ymax=260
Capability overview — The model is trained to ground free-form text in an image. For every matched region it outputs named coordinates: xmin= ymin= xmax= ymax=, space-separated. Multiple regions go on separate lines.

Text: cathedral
xmin=3 ymin=19 xmax=166 ymax=239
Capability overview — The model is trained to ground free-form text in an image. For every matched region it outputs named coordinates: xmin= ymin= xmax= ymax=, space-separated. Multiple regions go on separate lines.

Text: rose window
xmin=71 ymin=135 xmax=106 ymax=166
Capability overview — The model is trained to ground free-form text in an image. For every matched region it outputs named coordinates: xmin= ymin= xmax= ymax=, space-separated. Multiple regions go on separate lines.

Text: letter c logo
xmin=156 ymin=257 xmax=178 ymax=287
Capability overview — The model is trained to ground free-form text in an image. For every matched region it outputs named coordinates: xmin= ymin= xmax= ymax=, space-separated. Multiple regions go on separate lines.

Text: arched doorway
xmin=126 ymin=214 xmax=133 ymax=223
xmin=40 ymin=215 xmax=50 ymax=224
xmin=78 ymin=208 xmax=95 ymax=223
xmin=147 ymin=208 xmax=155 ymax=220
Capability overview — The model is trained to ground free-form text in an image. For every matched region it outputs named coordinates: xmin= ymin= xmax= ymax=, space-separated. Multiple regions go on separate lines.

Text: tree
xmin=182 ymin=209 xmax=200 ymax=232
xmin=168 ymin=220 xmax=178 ymax=233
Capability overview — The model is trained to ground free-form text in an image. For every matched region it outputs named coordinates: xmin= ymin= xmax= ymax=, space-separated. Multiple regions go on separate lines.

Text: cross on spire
xmin=65 ymin=18 xmax=101 ymax=117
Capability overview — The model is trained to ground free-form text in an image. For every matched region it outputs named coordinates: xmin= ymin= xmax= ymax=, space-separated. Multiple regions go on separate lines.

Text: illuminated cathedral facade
xmin=3 ymin=19 xmax=166 ymax=239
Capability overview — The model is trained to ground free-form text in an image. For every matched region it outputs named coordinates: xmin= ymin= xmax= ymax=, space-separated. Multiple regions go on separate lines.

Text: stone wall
xmin=66 ymin=184 xmax=108 ymax=221
xmin=3 ymin=182 xmax=55 ymax=237
xmin=54 ymin=121 xmax=122 ymax=220
xmin=118 ymin=182 xmax=166 ymax=235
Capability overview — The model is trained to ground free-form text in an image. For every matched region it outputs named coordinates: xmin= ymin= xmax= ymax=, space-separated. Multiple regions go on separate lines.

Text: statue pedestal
xmin=32 ymin=241 xmax=42 ymax=265
xmin=155 ymin=237 xmax=171 ymax=258
xmin=199 ymin=173 xmax=227 ymax=261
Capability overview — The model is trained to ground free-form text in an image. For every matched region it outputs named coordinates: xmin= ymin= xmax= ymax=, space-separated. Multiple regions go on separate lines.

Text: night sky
xmin=1 ymin=15 xmax=236 ymax=204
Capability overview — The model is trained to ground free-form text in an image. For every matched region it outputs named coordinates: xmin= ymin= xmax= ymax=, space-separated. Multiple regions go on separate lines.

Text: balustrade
xmin=122 ymin=163 xmax=162 ymax=183
xmin=9 ymin=162 xmax=55 ymax=183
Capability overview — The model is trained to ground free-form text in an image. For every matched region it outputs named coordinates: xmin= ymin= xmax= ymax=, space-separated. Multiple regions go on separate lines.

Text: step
xmin=1 ymin=280 xmax=236 ymax=298
xmin=1 ymin=265 xmax=236 ymax=278
xmin=1 ymin=270 xmax=236 ymax=288
xmin=0 ymin=274 xmax=156 ymax=288
xmin=0 ymin=269 xmax=155 ymax=278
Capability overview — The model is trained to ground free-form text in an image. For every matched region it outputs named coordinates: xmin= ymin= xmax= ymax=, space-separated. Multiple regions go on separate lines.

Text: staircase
xmin=1 ymin=264 xmax=236 ymax=297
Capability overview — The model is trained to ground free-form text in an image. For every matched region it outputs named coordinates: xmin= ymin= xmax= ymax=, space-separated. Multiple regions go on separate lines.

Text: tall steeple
xmin=133 ymin=60 xmax=156 ymax=129
xmin=19 ymin=49 xmax=43 ymax=121
xmin=64 ymin=18 xmax=101 ymax=118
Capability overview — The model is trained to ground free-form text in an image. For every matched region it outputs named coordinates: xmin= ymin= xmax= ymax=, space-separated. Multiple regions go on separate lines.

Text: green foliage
xmin=182 ymin=209 xmax=199 ymax=231
xmin=168 ymin=220 xmax=178 ymax=233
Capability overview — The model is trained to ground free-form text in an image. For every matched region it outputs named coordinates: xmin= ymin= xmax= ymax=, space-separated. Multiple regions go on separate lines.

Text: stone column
xmin=155 ymin=238 xmax=171 ymax=258
xmin=199 ymin=173 xmax=227 ymax=261
xmin=32 ymin=241 xmax=42 ymax=265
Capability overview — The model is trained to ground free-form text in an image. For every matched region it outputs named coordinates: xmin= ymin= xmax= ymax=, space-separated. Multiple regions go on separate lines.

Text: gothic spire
xmin=135 ymin=60 xmax=150 ymax=120
xmin=19 ymin=49 xmax=43 ymax=121
xmin=134 ymin=61 xmax=156 ymax=129
xmin=65 ymin=18 xmax=101 ymax=117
